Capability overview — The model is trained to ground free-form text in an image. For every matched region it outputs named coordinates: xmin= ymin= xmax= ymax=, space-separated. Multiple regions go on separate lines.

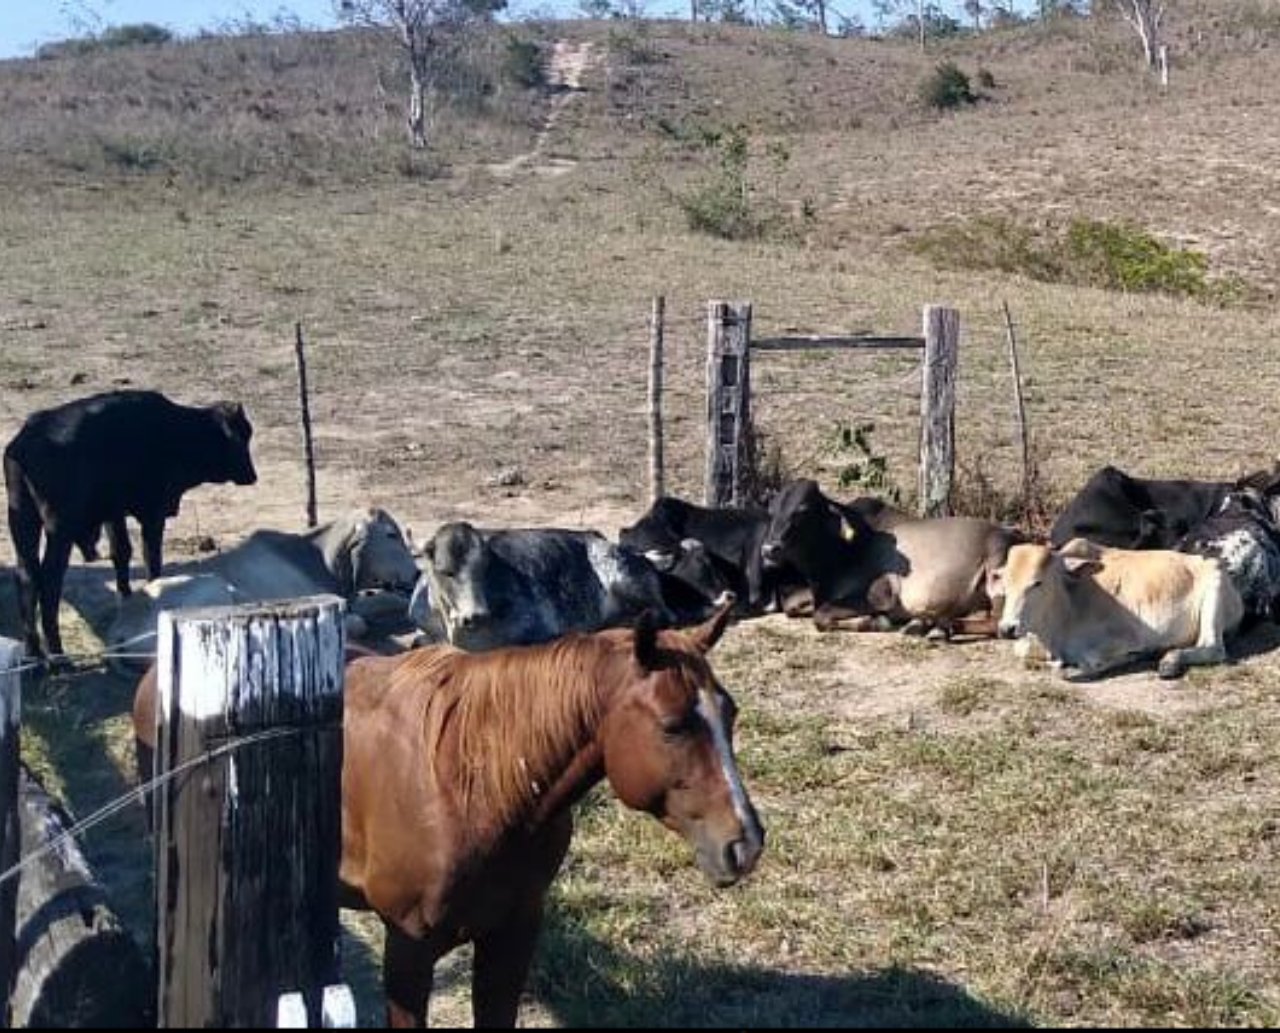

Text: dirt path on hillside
xmin=487 ymin=40 xmax=597 ymax=179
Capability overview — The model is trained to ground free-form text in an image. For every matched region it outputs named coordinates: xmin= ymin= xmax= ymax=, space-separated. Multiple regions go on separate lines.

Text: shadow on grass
xmin=531 ymin=905 xmax=1031 ymax=1028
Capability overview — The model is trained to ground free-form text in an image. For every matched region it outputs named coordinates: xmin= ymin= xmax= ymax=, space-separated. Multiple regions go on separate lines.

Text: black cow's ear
xmin=634 ymin=610 xmax=662 ymax=671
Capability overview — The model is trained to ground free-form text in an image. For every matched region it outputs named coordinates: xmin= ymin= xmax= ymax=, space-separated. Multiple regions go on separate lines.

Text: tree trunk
xmin=917 ymin=0 xmax=926 ymax=50
xmin=815 ymin=0 xmax=827 ymax=33
xmin=408 ymin=67 xmax=427 ymax=149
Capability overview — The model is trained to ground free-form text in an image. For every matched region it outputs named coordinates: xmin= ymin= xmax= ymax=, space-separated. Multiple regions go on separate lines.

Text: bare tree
xmin=1112 ymin=0 xmax=1165 ymax=69
xmin=337 ymin=0 xmax=502 ymax=149
xmin=963 ymin=0 xmax=983 ymax=31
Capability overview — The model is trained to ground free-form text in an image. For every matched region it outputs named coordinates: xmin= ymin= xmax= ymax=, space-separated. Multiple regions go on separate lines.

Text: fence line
xmin=0 ymin=725 xmax=317 ymax=890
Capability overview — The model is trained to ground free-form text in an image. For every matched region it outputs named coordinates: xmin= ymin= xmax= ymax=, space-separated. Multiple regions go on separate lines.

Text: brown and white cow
xmin=993 ymin=538 xmax=1245 ymax=680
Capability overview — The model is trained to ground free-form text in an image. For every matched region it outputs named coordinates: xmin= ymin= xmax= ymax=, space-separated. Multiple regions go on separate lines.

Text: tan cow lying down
xmin=993 ymin=538 xmax=1245 ymax=680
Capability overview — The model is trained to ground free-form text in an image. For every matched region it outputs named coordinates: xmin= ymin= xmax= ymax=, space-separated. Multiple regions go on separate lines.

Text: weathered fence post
xmin=155 ymin=596 xmax=346 ymax=1028
xmin=0 ymin=640 xmax=20 ymax=1028
xmin=919 ymin=305 xmax=959 ymax=517
xmin=648 ymin=296 xmax=665 ymax=504
xmin=705 ymin=300 xmax=753 ymax=507
xmin=295 ymin=322 xmax=319 ymax=530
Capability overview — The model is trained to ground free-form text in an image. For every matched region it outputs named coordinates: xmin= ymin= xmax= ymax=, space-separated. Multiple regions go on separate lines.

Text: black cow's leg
xmin=107 ymin=518 xmax=134 ymax=597
xmin=140 ymin=517 xmax=165 ymax=582
xmin=38 ymin=533 xmax=73 ymax=658
xmin=9 ymin=503 xmax=44 ymax=657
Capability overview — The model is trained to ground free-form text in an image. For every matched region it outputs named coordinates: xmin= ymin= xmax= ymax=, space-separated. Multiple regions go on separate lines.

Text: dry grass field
xmin=1 ymin=3 xmax=1279 ymax=1026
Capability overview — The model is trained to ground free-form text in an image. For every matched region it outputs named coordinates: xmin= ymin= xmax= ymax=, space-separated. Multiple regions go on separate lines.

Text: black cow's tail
xmin=4 ymin=451 xmax=42 ymax=576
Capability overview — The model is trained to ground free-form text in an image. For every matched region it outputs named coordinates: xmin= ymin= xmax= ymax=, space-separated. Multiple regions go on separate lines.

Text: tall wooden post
xmin=648 ymin=296 xmax=666 ymax=504
xmin=155 ymin=596 xmax=345 ymax=1028
xmin=705 ymin=300 xmax=753 ymax=508
xmin=919 ymin=306 xmax=959 ymax=517
xmin=0 ymin=640 xmax=20 ymax=1029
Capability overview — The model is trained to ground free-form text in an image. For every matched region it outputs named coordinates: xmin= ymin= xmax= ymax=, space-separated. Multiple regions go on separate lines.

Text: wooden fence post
xmin=295 ymin=322 xmax=318 ymax=530
xmin=155 ymin=596 xmax=346 ymax=1028
xmin=0 ymin=640 xmax=19 ymax=1028
xmin=919 ymin=306 xmax=959 ymax=517
xmin=705 ymin=300 xmax=753 ymax=507
xmin=648 ymin=296 xmax=665 ymax=504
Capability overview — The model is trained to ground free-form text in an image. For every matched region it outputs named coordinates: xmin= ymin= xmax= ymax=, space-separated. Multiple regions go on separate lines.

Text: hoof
xmin=924 ymin=626 xmax=950 ymax=643
xmin=900 ymin=618 xmax=929 ymax=637
xmin=1157 ymin=657 xmax=1186 ymax=680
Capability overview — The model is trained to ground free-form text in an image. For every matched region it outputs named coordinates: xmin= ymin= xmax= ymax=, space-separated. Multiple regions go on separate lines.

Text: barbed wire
xmin=0 ymin=724 xmax=312 ymax=889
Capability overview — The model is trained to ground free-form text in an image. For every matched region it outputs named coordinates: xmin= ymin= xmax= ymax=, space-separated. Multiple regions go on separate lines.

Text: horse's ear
xmin=689 ymin=594 xmax=736 ymax=655
xmin=633 ymin=610 xmax=662 ymax=671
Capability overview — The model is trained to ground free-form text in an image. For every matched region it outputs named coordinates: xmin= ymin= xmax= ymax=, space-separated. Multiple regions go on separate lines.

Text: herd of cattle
xmin=6 ymin=389 xmax=1280 ymax=682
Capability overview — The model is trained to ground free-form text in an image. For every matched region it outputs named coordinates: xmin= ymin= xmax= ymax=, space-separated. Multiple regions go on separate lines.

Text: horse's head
xmin=600 ymin=601 xmax=765 ymax=888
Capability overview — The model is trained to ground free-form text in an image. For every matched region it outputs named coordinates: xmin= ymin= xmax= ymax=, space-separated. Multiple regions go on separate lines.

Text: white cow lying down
xmin=993 ymin=537 xmax=1245 ymax=680
xmin=106 ymin=508 xmax=420 ymax=670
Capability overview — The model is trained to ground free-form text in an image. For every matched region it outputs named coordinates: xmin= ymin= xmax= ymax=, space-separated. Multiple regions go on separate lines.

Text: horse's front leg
xmin=382 ymin=922 xmax=436 ymax=1029
xmin=471 ymin=897 xmax=545 ymax=1029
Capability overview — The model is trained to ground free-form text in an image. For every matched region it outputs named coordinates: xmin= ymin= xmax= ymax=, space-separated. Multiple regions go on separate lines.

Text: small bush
xmin=920 ymin=62 xmax=976 ymax=110
xmin=976 ymin=67 xmax=997 ymax=89
xmin=912 ymin=216 xmax=1248 ymax=304
xmin=826 ymin=422 xmax=902 ymax=506
xmin=100 ymin=23 xmax=173 ymax=48
xmin=502 ymin=37 xmax=545 ymax=89
xmin=674 ymin=124 xmax=795 ymax=242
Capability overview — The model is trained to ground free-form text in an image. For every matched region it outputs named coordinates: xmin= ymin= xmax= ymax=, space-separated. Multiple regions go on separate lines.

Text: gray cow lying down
xmin=993 ymin=538 xmax=1245 ymax=680
xmin=106 ymin=508 xmax=420 ymax=669
xmin=409 ymin=521 xmax=678 ymax=652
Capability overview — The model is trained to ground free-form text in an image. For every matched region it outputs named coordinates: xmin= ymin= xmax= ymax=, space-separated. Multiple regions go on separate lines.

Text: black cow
xmin=619 ymin=496 xmax=795 ymax=616
xmin=4 ymin=390 xmax=257 ymax=658
xmin=1177 ymin=490 xmax=1280 ymax=623
xmin=408 ymin=522 xmax=680 ymax=652
xmin=1049 ymin=466 xmax=1236 ymax=550
xmin=762 ymin=479 xmax=1016 ymax=635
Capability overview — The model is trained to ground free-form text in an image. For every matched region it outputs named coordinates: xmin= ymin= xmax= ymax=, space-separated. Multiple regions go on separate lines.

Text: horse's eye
xmin=662 ymin=710 xmax=699 ymax=737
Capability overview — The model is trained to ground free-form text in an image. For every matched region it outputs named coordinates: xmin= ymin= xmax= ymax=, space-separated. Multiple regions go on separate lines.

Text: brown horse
xmin=131 ymin=602 xmax=763 ymax=1027
xmin=339 ymin=600 xmax=764 ymax=1027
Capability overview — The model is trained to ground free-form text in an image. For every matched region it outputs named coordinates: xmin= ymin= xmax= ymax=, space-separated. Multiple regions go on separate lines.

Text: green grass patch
xmin=912 ymin=216 xmax=1249 ymax=303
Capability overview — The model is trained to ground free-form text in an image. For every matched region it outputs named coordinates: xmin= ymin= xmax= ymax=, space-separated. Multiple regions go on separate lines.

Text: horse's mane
xmin=389 ymin=632 xmax=629 ymax=828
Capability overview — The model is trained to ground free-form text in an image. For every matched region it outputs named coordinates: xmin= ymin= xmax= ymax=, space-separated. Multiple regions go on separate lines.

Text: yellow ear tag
xmin=840 ymin=520 xmax=857 ymax=542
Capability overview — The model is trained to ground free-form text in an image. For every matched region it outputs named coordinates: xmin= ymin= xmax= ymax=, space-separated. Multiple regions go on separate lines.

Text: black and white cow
xmin=1177 ymin=490 xmax=1280 ymax=623
xmin=4 ymin=390 xmax=257 ymax=657
xmin=408 ymin=522 xmax=680 ymax=652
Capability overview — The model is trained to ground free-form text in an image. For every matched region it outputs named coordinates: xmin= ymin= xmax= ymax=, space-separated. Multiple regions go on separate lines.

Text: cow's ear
xmin=1061 ymin=556 xmax=1102 ymax=579
xmin=633 ymin=610 xmax=662 ymax=671
xmin=987 ymin=565 xmax=1005 ymax=597
xmin=688 ymin=594 xmax=736 ymax=655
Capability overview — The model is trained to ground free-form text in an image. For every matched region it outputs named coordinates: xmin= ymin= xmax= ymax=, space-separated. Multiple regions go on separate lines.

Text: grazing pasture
xmin=1 ymin=10 xmax=1280 ymax=1026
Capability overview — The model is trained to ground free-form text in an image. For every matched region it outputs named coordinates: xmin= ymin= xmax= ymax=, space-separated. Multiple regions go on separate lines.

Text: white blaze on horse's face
xmin=696 ymin=685 xmax=764 ymax=879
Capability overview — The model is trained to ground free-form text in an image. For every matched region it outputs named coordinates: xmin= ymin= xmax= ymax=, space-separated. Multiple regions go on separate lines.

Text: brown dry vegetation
xmin=2 ymin=3 xmax=1280 ymax=1027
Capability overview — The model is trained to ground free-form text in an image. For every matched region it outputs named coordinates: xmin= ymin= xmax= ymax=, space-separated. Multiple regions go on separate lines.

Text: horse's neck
xmin=440 ymin=639 xmax=619 ymax=835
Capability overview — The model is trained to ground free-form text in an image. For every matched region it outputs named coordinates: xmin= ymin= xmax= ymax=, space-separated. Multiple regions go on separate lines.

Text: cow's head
xmin=345 ymin=508 xmax=421 ymax=596
xmin=209 ymin=401 xmax=257 ymax=486
xmin=993 ymin=539 xmax=1102 ymax=640
xmin=761 ymin=479 xmax=861 ymax=575
xmin=419 ymin=521 xmax=493 ymax=643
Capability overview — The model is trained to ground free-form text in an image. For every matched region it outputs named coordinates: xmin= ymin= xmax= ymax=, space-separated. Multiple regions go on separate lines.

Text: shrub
xmin=100 ymin=23 xmax=173 ymax=48
xmin=676 ymin=124 xmax=779 ymax=241
xmin=912 ymin=216 xmax=1248 ymax=304
xmin=976 ymin=67 xmax=997 ymax=89
xmin=502 ymin=36 xmax=545 ymax=89
xmin=920 ymin=62 xmax=976 ymax=110
xmin=827 ymin=422 xmax=902 ymax=506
